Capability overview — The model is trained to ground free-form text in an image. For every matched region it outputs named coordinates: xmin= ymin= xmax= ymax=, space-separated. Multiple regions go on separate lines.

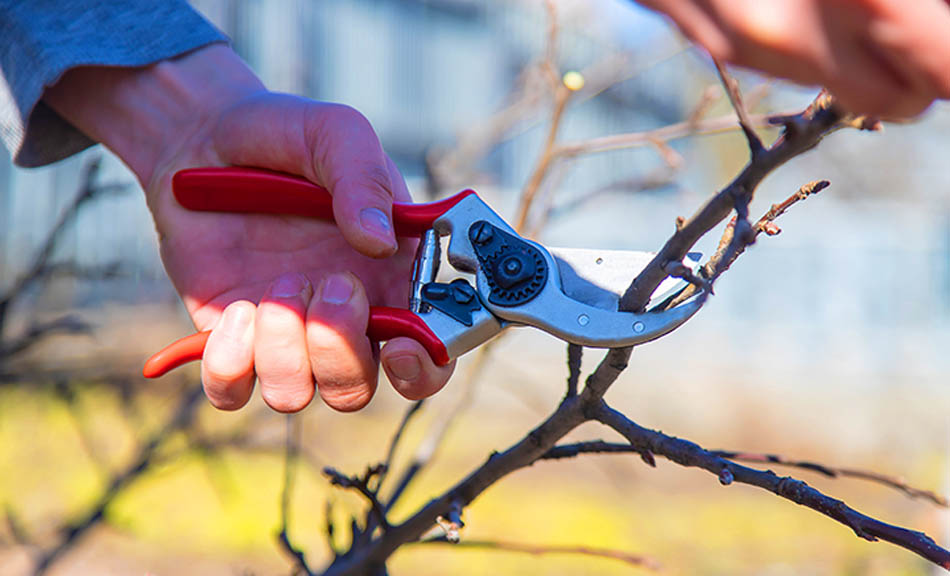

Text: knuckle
xmin=318 ymin=383 xmax=375 ymax=412
xmin=202 ymin=378 xmax=249 ymax=411
xmin=329 ymin=103 xmax=371 ymax=126
xmin=321 ymin=103 xmax=378 ymax=141
xmin=359 ymin=163 xmax=395 ymax=200
xmin=327 ymin=161 xmax=394 ymax=203
xmin=203 ymin=363 xmax=247 ymax=387
xmin=203 ymin=347 xmax=250 ymax=383
xmin=258 ymin=354 xmax=312 ymax=385
xmin=730 ymin=3 xmax=788 ymax=48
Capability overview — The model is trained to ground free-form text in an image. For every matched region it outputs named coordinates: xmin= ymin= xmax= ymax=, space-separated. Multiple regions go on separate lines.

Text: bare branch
xmin=324 ymin=467 xmax=391 ymax=532
xmin=33 ymin=385 xmax=205 ymax=575
xmin=0 ymin=158 xmax=128 ymax=334
xmin=514 ymin=79 xmax=572 ymax=232
xmin=322 ymin=394 xmax=590 ymax=576
xmin=713 ymin=59 xmax=764 ymax=154
xmin=547 ymin=167 xmax=677 ymax=223
xmin=540 ymin=440 xmax=656 ymax=467
xmin=711 ymin=450 xmax=949 ymax=508
xmin=374 ymin=400 xmax=426 ymax=495
xmin=277 ymin=415 xmax=314 ymax=575
xmin=4 ymin=505 xmax=30 ymax=547
xmin=542 ymin=441 xmax=947 ymax=507
xmin=565 ymin=344 xmax=583 ymax=398
xmin=668 ymin=179 xmax=829 ymax=309
xmin=413 ymin=536 xmax=661 ymax=571
xmin=708 ymin=179 xmax=827 ymax=284
xmin=621 ymin=92 xmax=849 ymax=314
xmin=593 ymin=402 xmax=950 ymax=569
xmin=0 ymin=315 xmax=92 ymax=359
xmin=386 ymin=343 xmax=491 ymax=510
xmin=552 ymin=111 xmax=778 ymax=159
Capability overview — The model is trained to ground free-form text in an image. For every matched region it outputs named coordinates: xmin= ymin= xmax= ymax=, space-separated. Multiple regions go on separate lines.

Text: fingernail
xmin=270 ymin=273 xmax=309 ymax=298
xmin=321 ymin=273 xmax=354 ymax=304
xmin=220 ymin=303 xmax=252 ymax=334
xmin=387 ymin=354 xmax=421 ymax=381
xmin=359 ymin=207 xmax=394 ymax=243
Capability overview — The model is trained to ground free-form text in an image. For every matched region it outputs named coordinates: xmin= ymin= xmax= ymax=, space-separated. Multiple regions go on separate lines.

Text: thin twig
xmin=621 ymin=92 xmax=847 ymax=314
xmin=33 ymin=385 xmax=205 ymax=576
xmin=413 ymin=536 xmax=661 ymax=571
xmin=711 ymin=450 xmax=949 ymax=507
xmin=668 ymin=179 xmax=830 ymax=308
xmin=713 ymin=59 xmax=764 ymax=154
xmin=277 ymin=415 xmax=314 ymax=575
xmin=513 ymin=0 xmax=573 ymax=232
xmin=428 ymin=46 xmax=691 ymax=192
xmin=386 ymin=342 xmax=492 ymax=510
xmin=0 ymin=316 xmax=92 ymax=358
xmin=0 ymin=158 xmax=127 ymax=339
xmin=374 ymin=400 xmax=426 ymax=495
xmin=4 ymin=506 xmax=30 ymax=547
xmin=552 ymin=111 xmax=778 ymax=159
xmin=324 ymin=467 xmax=391 ymax=532
xmin=547 ymin=167 xmax=678 ymax=223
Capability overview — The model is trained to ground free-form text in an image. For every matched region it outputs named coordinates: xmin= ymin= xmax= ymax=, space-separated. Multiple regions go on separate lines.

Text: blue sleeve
xmin=0 ymin=1 xmax=228 ymax=167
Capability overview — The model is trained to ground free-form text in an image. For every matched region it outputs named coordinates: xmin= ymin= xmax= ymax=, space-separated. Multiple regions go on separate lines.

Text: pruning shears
xmin=143 ymin=167 xmax=705 ymax=378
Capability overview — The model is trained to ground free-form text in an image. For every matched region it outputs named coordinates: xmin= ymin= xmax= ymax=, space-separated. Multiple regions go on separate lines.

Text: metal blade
xmin=549 ymin=246 xmax=701 ymax=311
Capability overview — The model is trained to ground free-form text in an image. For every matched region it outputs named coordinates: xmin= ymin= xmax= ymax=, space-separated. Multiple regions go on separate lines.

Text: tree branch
xmin=374 ymin=400 xmax=425 ymax=495
xmin=277 ymin=415 xmax=314 ymax=575
xmin=713 ymin=59 xmax=764 ymax=155
xmin=710 ymin=449 xmax=948 ymax=507
xmin=592 ymin=401 xmax=950 ymax=569
xmin=621 ymin=92 xmax=853 ymax=314
xmin=413 ymin=536 xmax=661 ymax=571
xmin=541 ymin=441 xmax=948 ymax=507
xmin=324 ymin=466 xmax=391 ymax=533
xmin=0 ymin=158 xmax=127 ymax=338
xmin=565 ymin=344 xmax=583 ymax=398
xmin=33 ymin=385 xmax=205 ymax=575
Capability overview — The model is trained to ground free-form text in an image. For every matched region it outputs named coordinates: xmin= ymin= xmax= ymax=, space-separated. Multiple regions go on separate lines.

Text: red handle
xmin=174 ymin=167 xmax=475 ymax=236
xmin=143 ymin=307 xmax=450 ymax=379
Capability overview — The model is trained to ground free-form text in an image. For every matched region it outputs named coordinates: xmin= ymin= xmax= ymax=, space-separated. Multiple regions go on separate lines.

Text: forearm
xmin=43 ymin=44 xmax=264 ymax=189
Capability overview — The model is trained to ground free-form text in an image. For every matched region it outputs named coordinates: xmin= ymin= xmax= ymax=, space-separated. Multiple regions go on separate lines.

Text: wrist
xmin=44 ymin=44 xmax=265 ymax=188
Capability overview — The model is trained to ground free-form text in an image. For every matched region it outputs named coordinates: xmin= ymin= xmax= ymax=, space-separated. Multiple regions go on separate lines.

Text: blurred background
xmin=1 ymin=0 xmax=949 ymax=574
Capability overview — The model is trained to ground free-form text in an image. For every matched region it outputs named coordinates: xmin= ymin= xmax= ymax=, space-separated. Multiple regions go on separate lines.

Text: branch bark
xmin=593 ymin=402 xmax=950 ymax=569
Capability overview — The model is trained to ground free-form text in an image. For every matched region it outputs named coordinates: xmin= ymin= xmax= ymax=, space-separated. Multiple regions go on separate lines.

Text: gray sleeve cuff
xmin=0 ymin=1 xmax=228 ymax=167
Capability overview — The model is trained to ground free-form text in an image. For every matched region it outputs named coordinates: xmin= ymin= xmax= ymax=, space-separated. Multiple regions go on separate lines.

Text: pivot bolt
xmin=470 ymin=221 xmax=494 ymax=246
xmin=450 ymin=279 xmax=476 ymax=304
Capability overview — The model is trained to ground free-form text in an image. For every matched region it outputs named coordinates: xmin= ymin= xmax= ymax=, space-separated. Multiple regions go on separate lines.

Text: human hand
xmin=639 ymin=0 xmax=950 ymax=118
xmin=45 ymin=45 xmax=455 ymax=412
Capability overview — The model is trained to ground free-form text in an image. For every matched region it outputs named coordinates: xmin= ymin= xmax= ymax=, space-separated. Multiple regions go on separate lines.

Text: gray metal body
xmin=409 ymin=193 xmax=706 ymax=360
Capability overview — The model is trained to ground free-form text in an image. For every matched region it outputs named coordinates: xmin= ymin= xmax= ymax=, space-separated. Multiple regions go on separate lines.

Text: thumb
xmin=309 ymin=103 xmax=398 ymax=258
xmin=211 ymin=94 xmax=398 ymax=257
